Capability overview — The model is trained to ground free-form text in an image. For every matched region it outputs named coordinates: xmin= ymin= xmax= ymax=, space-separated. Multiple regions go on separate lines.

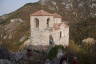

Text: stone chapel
xmin=30 ymin=10 xmax=69 ymax=48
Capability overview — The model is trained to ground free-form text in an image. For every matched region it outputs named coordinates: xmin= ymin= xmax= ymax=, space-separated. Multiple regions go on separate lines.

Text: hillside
xmin=0 ymin=0 xmax=96 ymax=51
xmin=70 ymin=17 xmax=96 ymax=44
xmin=0 ymin=2 xmax=57 ymax=51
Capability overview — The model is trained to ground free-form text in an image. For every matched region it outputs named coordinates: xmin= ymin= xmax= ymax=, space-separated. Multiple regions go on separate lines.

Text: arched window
xmin=60 ymin=31 xmax=62 ymax=39
xmin=47 ymin=18 xmax=50 ymax=27
xmin=35 ymin=18 xmax=39 ymax=28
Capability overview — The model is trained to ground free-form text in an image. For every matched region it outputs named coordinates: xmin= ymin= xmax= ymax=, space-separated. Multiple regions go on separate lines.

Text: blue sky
xmin=0 ymin=0 xmax=39 ymax=16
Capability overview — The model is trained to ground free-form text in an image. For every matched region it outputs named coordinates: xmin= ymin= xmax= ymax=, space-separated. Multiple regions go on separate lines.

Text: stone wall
xmin=30 ymin=15 xmax=69 ymax=47
xmin=30 ymin=16 xmax=54 ymax=30
xmin=52 ymin=24 xmax=69 ymax=46
xmin=31 ymin=30 xmax=50 ymax=45
xmin=54 ymin=18 xmax=62 ymax=23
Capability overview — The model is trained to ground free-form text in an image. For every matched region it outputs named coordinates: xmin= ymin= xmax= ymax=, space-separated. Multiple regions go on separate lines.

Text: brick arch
xmin=47 ymin=18 xmax=50 ymax=28
xmin=34 ymin=18 xmax=39 ymax=28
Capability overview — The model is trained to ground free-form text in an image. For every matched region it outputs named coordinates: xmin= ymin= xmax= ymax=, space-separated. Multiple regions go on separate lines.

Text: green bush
xmin=47 ymin=45 xmax=64 ymax=60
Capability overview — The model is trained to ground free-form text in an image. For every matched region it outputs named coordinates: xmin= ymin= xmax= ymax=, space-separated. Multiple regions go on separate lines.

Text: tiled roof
xmin=31 ymin=10 xmax=62 ymax=18
xmin=31 ymin=10 xmax=53 ymax=16
xmin=53 ymin=23 xmax=69 ymax=30
xmin=53 ymin=13 xmax=62 ymax=18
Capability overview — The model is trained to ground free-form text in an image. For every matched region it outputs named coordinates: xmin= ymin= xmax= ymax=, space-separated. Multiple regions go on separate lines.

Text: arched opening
xmin=60 ymin=31 xmax=62 ymax=39
xmin=49 ymin=35 xmax=54 ymax=45
xmin=35 ymin=18 xmax=39 ymax=28
xmin=47 ymin=18 xmax=50 ymax=27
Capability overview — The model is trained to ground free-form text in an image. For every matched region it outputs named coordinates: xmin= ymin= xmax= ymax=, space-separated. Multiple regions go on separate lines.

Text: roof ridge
xmin=53 ymin=13 xmax=62 ymax=18
xmin=31 ymin=10 xmax=62 ymax=18
xmin=31 ymin=10 xmax=53 ymax=16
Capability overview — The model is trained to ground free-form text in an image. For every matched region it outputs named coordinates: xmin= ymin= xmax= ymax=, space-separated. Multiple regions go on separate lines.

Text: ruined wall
xmin=30 ymin=15 xmax=69 ymax=47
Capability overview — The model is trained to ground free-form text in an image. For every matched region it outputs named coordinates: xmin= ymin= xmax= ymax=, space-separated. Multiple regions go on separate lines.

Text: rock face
xmin=30 ymin=10 xmax=69 ymax=48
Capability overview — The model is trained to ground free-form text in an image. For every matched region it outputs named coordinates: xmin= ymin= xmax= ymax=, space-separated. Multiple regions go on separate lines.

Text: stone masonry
xmin=30 ymin=10 xmax=69 ymax=48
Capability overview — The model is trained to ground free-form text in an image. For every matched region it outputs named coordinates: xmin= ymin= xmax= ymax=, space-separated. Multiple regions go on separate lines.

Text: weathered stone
xmin=30 ymin=10 xmax=69 ymax=49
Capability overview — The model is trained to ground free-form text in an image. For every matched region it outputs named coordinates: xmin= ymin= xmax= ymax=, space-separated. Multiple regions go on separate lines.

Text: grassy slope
xmin=1 ymin=2 xmax=56 ymax=51
xmin=0 ymin=1 xmax=96 ymax=51
xmin=70 ymin=17 xmax=96 ymax=44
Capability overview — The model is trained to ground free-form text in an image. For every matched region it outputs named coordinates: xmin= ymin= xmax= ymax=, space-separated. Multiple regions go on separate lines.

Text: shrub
xmin=47 ymin=45 xmax=64 ymax=60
